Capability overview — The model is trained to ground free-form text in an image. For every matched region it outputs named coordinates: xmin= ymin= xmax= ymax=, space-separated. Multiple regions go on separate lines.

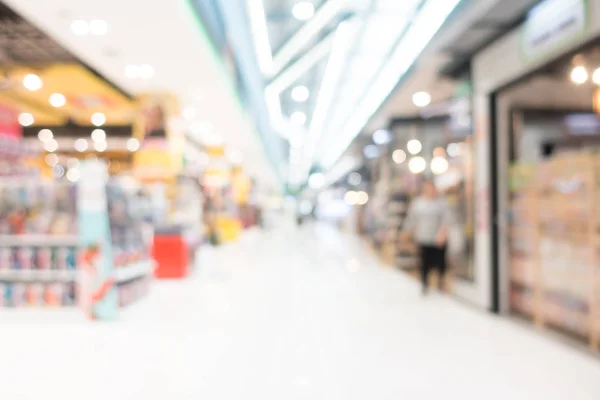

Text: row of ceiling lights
xmin=570 ymin=64 xmax=600 ymax=85
xmin=69 ymin=18 xmax=155 ymax=80
xmin=292 ymin=1 xmax=315 ymax=21
xmin=288 ymin=85 xmax=311 ymax=127
xmin=364 ymin=134 xmax=465 ymax=176
xmin=294 ymin=87 xmax=432 ymax=180
xmin=20 ymin=74 xmax=110 ymax=128
xmin=37 ymin=128 xmax=140 ymax=153
xmin=22 ymin=74 xmax=66 ymax=108
xmin=71 ymin=19 xmax=108 ymax=36
xmin=18 ymin=109 xmax=106 ymax=128
xmin=344 ymin=190 xmax=368 ymax=206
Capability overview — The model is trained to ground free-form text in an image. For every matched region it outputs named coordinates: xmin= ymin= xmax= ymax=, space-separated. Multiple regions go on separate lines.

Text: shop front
xmin=472 ymin=0 xmax=600 ymax=350
xmin=385 ymin=106 xmax=475 ymax=290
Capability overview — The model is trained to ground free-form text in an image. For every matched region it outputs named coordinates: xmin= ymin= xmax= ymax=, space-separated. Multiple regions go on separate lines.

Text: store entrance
xmin=493 ymin=38 xmax=600 ymax=351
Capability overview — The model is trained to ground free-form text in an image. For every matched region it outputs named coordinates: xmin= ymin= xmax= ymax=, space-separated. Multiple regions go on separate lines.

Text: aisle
xmin=1 ymin=223 xmax=600 ymax=399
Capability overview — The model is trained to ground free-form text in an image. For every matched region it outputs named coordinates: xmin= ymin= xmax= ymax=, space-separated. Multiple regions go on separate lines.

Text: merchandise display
xmin=436 ymin=140 xmax=475 ymax=280
xmin=107 ymin=181 xmax=154 ymax=307
xmin=0 ymin=181 xmax=78 ymax=307
xmin=508 ymin=153 xmax=599 ymax=348
xmin=0 ymin=176 xmax=154 ymax=311
xmin=388 ymin=181 xmax=417 ymax=269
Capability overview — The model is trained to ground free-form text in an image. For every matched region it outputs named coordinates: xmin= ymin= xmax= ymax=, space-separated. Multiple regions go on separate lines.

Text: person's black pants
xmin=419 ymin=245 xmax=447 ymax=289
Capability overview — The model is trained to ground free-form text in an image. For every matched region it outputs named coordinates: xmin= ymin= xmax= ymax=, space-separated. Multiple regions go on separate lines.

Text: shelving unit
xmin=508 ymin=153 xmax=600 ymax=350
xmin=387 ymin=183 xmax=417 ymax=269
xmin=0 ymin=175 xmax=155 ymax=312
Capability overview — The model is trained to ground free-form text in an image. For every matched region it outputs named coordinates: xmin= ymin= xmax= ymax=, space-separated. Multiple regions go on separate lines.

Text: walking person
xmin=401 ymin=180 xmax=453 ymax=295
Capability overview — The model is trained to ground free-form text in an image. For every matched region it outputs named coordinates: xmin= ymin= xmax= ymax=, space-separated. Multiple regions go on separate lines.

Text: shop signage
xmin=522 ymin=0 xmax=587 ymax=61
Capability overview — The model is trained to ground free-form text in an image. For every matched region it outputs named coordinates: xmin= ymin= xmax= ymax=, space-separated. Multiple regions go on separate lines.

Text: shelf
xmin=0 ymin=269 xmax=77 ymax=283
xmin=0 ymin=235 xmax=78 ymax=247
xmin=115 ymin=260 xmax=155 ymax=283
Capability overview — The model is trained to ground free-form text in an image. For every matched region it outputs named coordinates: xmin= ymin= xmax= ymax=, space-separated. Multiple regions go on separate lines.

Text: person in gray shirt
xmin=402 ymin=180 xmax=453 ymax=294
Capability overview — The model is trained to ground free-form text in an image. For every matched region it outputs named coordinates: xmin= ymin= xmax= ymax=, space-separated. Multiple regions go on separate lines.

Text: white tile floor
xmin=1 ymin=222 xmax=600 ymax=399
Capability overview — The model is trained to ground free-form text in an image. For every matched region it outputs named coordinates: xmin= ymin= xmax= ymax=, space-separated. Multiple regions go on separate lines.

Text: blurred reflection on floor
xmin=1 ymin=222 xmax=599 ymax=399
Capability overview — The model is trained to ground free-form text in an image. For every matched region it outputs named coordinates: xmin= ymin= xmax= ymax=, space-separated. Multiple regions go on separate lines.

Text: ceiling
xmin=0 ymin=64 xmax=136 ymax=126
xmin=2 ymin=0 xmax=279 ymax=188
xmin=365 ymin=0 xmax=542 ymax=129
xmin=249 ymin=0 xmax=464 ymax=187
xmin=0 ymin=2 xmax=75 ymax=65
xmin=320 ymin=0 xmax=544 ymax=182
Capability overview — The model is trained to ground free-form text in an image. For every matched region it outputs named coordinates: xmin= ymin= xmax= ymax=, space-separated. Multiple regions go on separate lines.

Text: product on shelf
xmin=0 ymin=177 xmax=154 ymax=311
xmin=508 ymin=153 xmax=600 ymax=348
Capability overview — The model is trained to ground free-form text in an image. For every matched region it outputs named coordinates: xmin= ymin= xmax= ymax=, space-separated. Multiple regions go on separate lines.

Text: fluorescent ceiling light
xmin=293 ymin=2 xmax=316 ymax=21
xmin=407 ymin=139 xmax=422 ymax=155
xmin=291 ymin=111 xmax=307 ymax=125
xmin=247 ymin=0 xmax=274 ymax=75
xmin=265 ymin=85 xmax=286 ymax=132
xmin=49 ymin=93 xmax=66 ymax=108
xmin=91 ymin=112 xmax=106 ymax=127
xmin=408 ymin=156 xmax=426 ymax=174
xmin=18 ymin=112 xmax=34 ymax=127
xmin=412 ymin=91 xmax=431 ymax=107
xmin=91 ymin=129 xmax=106 ymax=142
xmin=308 ymin=172 xmax=325 ymax=189
xmin=38 ymin=129 xmax=53 ymax=142
xmin=270 ymin=0 xmax=348 ymax=77
xmin=301 ymin=21 xmax=355 ymax=174
xmin=372 ymin=129 xmax=391 ymax=145
xmin=125 ymin=64 xmax=140 ymax=79
xmin=71 ymin=20 xmax=89 ymax=36
xmin=139 ymin=64 xmax=155 ymax=79
xmin=291 ymin=85 xmax=310 ymax=102
xmin=393 ymin=149 xmax=407 ymax=164
xmin=266 ymin=31 xmax=335 ymax=94
xmin=323 ymin=155 xmax=361 ymax=188
xmin=89 ymin=20 xmax=108 ymax=36
xmin=23 ymin=74 xmax=42 ymax=91
xmin=321 ymin=0 xmax=462 ymax=168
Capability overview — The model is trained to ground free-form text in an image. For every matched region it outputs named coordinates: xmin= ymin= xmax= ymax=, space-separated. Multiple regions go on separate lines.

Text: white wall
xmin=464 ymin=0 xmax=600 ymax=310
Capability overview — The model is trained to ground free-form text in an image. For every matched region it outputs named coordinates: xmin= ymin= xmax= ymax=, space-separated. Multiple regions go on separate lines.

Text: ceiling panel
xmin=0 ymin=3 xmax=75 ymax=65
xmin=484 ymin=0 xmax=539 ymax=23
xmin=443 ymin=27 xmax=499 ymax=54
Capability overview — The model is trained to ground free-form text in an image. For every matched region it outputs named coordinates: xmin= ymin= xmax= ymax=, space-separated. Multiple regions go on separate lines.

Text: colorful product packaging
xmin=0 ymin=283 xmax=5 ymax=306
xmin=55 ymin=247 xmax=69 ymax=270
xmin=11 ymin=283 xmax=25 ymax=307
xmin=0 ymin=247 xmax=11 ymax=270
xmin=36 ymin=247 xmax=53 ymax=270
xmin=16 ymin=247 xmax=34 ymax=270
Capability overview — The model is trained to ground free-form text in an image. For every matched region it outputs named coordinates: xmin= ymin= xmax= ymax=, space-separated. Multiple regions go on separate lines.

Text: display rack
xmin=508 ymin=153 xmax=599 ymax=350
xmin=0 ymin=175 xmax=154 ymax=311
xmin=387 ymin=182 xmax=417 ymax=269
xmin=0 ymin=180 xmax=79 ymax=307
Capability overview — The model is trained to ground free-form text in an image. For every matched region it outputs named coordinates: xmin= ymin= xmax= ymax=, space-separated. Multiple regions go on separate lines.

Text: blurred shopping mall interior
xmin=1 ymin=0 xmax=600 ymax=398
